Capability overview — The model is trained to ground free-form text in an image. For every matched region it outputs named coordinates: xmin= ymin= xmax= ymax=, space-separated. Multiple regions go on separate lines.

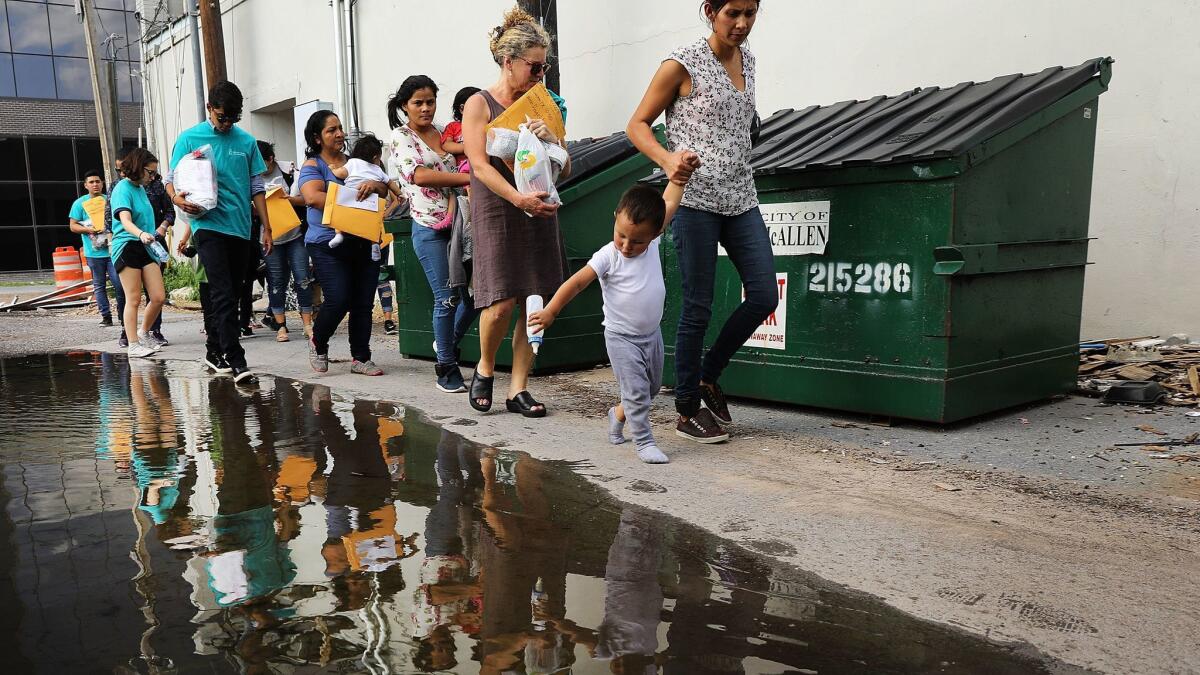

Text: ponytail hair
xmin=387 ymin=75 xmax=439 ymax=129
xmin=489 ymin=6 xmax=552 ymax=67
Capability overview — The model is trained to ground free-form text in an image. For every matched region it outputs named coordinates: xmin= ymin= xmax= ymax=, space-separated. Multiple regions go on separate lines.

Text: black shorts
xmin=114 ymin=243 xmax=155 ymax=273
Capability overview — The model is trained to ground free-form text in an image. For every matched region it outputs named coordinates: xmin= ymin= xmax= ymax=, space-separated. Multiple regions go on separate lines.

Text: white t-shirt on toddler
xmin=342 ymin=158 xmax=389 ymax=189
xmin=587 ymin=239 xmax=666 ymax=337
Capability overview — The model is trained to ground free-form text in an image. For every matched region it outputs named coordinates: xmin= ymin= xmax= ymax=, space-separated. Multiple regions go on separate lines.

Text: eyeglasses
xmin=513 ymin=56 xmax=552 ymax=77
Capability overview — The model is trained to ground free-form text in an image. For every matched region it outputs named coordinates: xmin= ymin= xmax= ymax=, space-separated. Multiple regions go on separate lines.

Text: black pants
xmin=195 ymin=229 xmax=250 ymax=368
xmin=307 ymin=237 xmax=379 ymax=363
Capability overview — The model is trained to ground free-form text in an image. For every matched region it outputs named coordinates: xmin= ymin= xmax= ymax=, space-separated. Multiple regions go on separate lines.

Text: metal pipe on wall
xmin=331 ymin=0 xmax=348 ymax=124
xmin=344 ymin=0 xmax=360 ymax=134
xmin=186 ymin=0 xmax=205 ymax=122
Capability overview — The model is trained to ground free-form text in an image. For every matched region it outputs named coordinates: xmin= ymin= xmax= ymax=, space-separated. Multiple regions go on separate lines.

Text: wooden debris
xmin=1190 ymin=367 xmax=1200 ymax=396
xmin=935 ymin=483 xmax=962 ymax=492
xmin=1080 ymin=338 xmax=1200 ymax=406
xmin=1135 ymin=424 xmax=1168 ymax=436
xmin=1115 ymin=365 xmax=1157 ymax=381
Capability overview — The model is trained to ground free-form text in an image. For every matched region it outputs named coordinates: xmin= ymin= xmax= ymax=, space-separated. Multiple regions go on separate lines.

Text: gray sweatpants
xmin=605 ymin=329 xmax=665 ymax=449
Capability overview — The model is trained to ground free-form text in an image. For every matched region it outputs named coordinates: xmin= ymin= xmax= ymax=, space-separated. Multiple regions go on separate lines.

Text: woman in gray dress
xmin=462 ymin=5 xmax=570 ymax=417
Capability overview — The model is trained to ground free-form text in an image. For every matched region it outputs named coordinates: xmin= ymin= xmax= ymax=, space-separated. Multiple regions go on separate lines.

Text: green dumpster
xmin=660 ymin=58 xmax=1113 ymax=423
xmin=386 ymin=128 xmax=665 ymax=372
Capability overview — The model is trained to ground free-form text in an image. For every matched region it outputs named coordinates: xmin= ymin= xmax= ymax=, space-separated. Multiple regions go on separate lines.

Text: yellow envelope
xmin=487 ymin=82 xmax=565 ymax=142
xmin=81 ymin=196 xmax=106 ymax=231
xmin=321 ymin=182 xmax=386 ymax=243
xmin=265 ymin=186 xmax=301 ymax=239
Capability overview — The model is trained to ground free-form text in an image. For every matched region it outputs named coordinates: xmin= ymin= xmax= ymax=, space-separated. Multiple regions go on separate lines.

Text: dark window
xmin=0 ymin=137 xmax=28 ymax=181
xmin=0 ymin=183 xmax=34 ymax=226
xmin=27 ymin=137 xmax=75 ymax=181
xmin=0 ymin=1 xmax=11 ymax=53
xmin=95 ymin=0 xmax=126 ymax=9
xmin=0 ymin=54 xmax=15 ymax=98
xmin=124 ymin=12 xmax=139 ymax=61
xmin=13 ymin=54 xmax=57 ymax=98
xmin=37 ymin=225 xmax=78 ymax=269
xmin=7 ymin=1 xmax=52 ymax=56
xmin=95 ymin=9 xmax=129 ymax=59
xmin=53 ymin=56 xmax=91 ymax=100
xmin=32 ymin=183 xmax=78 ymax=226
xmin=75 ymin=138 xmax=103 ymax=179
xmin=0 ymin=227 xmax=37 ymax=272
xmin=113 ymin=60 xmax=133 ymax=103
xmin=47 ymin=4 xmax=86 ymax=58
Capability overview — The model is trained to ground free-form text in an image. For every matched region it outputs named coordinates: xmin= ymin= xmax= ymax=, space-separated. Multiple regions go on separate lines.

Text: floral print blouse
xmin=665 ymin=37 xmax=758 ymax=216
xmin=388 ymin=125 xmax=457 ymax=229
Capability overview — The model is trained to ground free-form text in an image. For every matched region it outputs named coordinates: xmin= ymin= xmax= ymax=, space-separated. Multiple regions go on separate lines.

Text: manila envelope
xmin=81 ymin=196 xmax=107 ymax=231
xmin=265 ymin=186 xmax=301 ymax=239
xmin=486 ymin=83 xmax=565 ymax=142
xmin=321 ymin=182 xmax=385 ymax=243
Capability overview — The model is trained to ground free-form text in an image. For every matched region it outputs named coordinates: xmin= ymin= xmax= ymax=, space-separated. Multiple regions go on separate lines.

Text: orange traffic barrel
xmin=52 ymin=246 xmax=87 ymax=298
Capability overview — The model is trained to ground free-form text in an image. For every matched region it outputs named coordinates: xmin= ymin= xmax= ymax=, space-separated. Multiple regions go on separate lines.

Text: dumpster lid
xmin=752 ymin=57 xmax=1112 ymax=175
xmin=559 ymin=131 xmax=641 ymax=190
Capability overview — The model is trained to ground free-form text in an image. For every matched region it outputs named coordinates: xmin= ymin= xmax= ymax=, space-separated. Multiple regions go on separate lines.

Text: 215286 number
xmin=808 ymin=261 xmax=912 ymax=296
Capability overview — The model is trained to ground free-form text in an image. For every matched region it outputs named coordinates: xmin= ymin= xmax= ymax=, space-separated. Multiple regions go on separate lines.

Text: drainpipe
xmin=186 ymin=0 xmax=205 ymax=122
xmin=344 ymin=0 xmax=360 ymax=135
xmin=331 ymin=0 xmax=347 ymax=123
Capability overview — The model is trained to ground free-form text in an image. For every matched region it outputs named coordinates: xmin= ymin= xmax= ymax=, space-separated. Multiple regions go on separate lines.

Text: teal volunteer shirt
xmin=108 ymin=178 xmax=156 ymax=266
xmin=170 ymin=121 xmax=266 ymax=240
xmin=69 ymin=195 xmax=108 ymax=258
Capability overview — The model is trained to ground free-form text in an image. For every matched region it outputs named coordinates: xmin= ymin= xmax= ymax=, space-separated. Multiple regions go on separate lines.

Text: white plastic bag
xmin=173 ymin=144 xmax=219 ymax=217
xmin=513 ymin=125 xmax=560 ymax=210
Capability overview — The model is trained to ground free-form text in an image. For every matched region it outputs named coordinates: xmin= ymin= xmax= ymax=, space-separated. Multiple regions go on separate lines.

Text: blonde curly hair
xmin=489 ymin=6 xmax=553 ymax=67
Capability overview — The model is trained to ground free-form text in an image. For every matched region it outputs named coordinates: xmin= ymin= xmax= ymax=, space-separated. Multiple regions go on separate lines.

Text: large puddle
xmin=0 ymin=354 xmax=1082 ymax=674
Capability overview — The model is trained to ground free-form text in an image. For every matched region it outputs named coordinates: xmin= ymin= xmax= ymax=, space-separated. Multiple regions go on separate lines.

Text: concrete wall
xmin=141 ymin=0 xmax=1200 ymax=339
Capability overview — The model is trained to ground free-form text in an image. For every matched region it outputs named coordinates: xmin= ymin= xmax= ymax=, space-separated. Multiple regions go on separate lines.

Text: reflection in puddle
xmin=0 ymin=354 xmax=1077 ymax=674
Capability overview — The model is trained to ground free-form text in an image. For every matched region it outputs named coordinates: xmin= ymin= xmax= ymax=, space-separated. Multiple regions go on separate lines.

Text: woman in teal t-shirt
xmin=110 ymin=148 xmax=167 ymax=359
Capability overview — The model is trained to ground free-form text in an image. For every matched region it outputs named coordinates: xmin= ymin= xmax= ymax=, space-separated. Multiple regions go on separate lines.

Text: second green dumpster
xmin=660 ymin=58 xmax=1113 ymax=423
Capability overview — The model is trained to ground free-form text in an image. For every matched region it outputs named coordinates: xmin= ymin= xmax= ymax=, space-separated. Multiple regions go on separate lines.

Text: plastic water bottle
xmin=526 ymin=294 xmax=544 ymax=356
xmin=148 ymin=240 xmax=169 ymax=263
xmin=530 ymin=577 xmax=548 ymax=630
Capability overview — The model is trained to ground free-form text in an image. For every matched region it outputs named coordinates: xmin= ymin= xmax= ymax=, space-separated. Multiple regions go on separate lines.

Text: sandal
xmin=505 ymin=391 xmax=547 ymax=418
xmin=469 ymin=370 xmax=494 ymax=412
xmin=276 ymin=328 xmax=290 ymax=343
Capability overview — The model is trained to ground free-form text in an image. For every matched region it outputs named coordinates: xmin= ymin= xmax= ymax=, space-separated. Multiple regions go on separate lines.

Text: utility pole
xmin=79 ymin=0 xmax=119 ymax=186
xmin=186 ymin=0 xmax=206 ymax=121
xmin=102 ymin=34 xmax=123 ymax=152
xmin=197 ymin=0 xmax=227 ymax=87
xmin=518 ymin=0 xmax=560 ymax=95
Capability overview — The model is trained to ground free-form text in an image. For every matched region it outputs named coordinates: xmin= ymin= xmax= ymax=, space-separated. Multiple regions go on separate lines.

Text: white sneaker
xmin=127 ymin=343 xmax=154 ymax=358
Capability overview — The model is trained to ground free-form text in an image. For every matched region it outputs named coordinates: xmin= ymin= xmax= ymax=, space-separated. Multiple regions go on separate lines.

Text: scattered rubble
xmin=1078 ymin=335 xmax=1200 ymax=407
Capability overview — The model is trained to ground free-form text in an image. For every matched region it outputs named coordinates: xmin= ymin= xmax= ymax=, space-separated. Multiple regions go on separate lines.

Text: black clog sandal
xmin=469 ymin=370 xmax=494 ymax=412
xmin=505 ymin=391 xmax=547 ymax=418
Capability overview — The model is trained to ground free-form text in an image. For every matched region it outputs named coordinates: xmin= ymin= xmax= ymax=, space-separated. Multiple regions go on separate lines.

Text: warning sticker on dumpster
xmin=745 ymin=273 xmax=788 ymax=350
xmin=720 ymin=201 xmax=830 ymax=257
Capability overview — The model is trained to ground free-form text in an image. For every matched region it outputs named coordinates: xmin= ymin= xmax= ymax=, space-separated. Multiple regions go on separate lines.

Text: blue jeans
xmin=308 ymin=237 xmax=380 ymax=362
xmin=671 ymin=206 xmax=778 ymax=417
xmin=265 ymin=236 xmax=313 ymax=315
xmin=86 ymin=255 xmax=124 ymax=319
xmin=411 ymin=225 xmax=478 ymax=365
xmin=377 ymin=245 xmax=394 ymax=313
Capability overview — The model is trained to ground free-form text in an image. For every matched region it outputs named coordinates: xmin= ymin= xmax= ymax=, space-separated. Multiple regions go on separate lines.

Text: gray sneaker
xmin=137 ymin=334 xmax=163 ymax=352
xmin=309 ymin=338 xmax=328 ymax=373
xmin=351 ymin=359 xmax=383 ymax=376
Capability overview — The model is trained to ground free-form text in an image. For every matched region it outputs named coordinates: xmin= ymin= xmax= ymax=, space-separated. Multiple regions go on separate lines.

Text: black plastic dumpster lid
xmin=559 ymin=131 xmax=641 ymax=190
xmin=752 ymin=57 xmax=1112 ymax=175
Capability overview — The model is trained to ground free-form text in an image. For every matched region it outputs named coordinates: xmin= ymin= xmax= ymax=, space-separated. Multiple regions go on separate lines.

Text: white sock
xmin=329 ymin=232 xmax=344 ymax=248
xmin=637 ymin=445 xmax=669 ymax=464
xmin=607 ymin=407 xmax=627 ymax=445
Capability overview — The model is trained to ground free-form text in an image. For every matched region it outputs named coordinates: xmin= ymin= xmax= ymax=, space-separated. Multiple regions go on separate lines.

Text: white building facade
xmin=137 ymin=0 xmax=1200 ymax=340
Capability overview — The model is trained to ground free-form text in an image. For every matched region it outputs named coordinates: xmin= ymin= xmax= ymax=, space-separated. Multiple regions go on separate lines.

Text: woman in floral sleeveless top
xmin=628 ymin=0 xmax=775 ymax=445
